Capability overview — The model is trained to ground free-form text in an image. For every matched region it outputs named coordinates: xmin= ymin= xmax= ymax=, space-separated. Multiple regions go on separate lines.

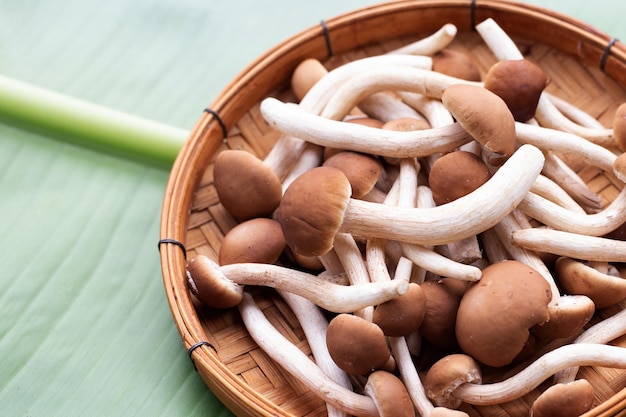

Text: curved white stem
xmin=453 ymin=344 xmax=626 ymax=405
xmin=389 ymin=23 xmax=457 ymax=56
xmin=511 ymin=228 xmax=626 ymax=262
xmin=238 ymin=292 xmax=379 ymax=417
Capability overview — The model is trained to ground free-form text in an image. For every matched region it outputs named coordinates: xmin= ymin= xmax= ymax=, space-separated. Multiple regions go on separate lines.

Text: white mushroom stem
xmin=515 ymin=123 xmax=616 ymax=174
xmin=475 ymin=18 xmax=614 ymax=147
xmin=493 ymin=212 xmax=560 ymax=305
xmin=264 ymin=54 xmax=432 ymax=179
xmin=281 ymin=141 xmax=324 ymax=192
xmin=554 ymin=307 xmax=626 ymax=383
xmin=542 ymin=152 xmax=603 ymax=213
xmin=530 ymin=174 xmax=586 ymax=213
xmin=262 ymin=97 xmax=472 ymax=159
xmin=512 ymin=228 xmax=626 ymax=262
xmin=396 ymin=160 xmax=482 ymax=281
xmin=216 ymin=262 xmax=408 ymax=313
xmin=358 ymin=92 xmax=426 ymax=123
xmin=389 ymin=23 xmax=457 ymax=55
xmin=398 ymin=92 xmax=454 ymax=127
xmin=337 ymin=144 xmax=544 ymax=246
xmin=547 ymin=93 xmax=607 ymax=129
xmin=277 ymin=290 xmax=351 ymax=417
xmin=452 ymin=343 xmax=626 ymax=405
xmin=518 ymin=188 xmax=626 ymax=236
xmin=238 ymin=292 xmax=379 ymax=417
xmin=333 ymin=232 xmax=375 ymax=320
xmin=320 ymin=66 xmax=477 ymax=121
xmin=389 ymin=336 xmax=436 ymax=416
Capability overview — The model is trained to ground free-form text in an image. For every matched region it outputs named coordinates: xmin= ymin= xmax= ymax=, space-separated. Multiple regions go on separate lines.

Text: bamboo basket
xmin=159 ymin=1 xmax=626 ymax=416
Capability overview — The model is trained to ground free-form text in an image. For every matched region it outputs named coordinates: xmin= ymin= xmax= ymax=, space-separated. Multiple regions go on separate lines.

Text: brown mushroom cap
xmin=455 ymin=260 xmax=552 ymax=367
xmin=277 ymin=166 xmax=351 ymax=257
xmin=213 ymin=150 xmax=283 ymax=221
xmin=428 ymin=150 xmax=492 ymax=205
xmin=364 ymin=370 xmax=415 ymax=417
xmin=419 ymin=278 xmax=470 ymax=351
xmin=432 ymin=48 xmax=482 ymax=82
xmin=555 ymin=257 xmax=626 ymax=309
xmin=186 ymin=255 xmax=244 ymax=309
xmin=529 ymin=379 xmax=595 ymax=417
xmin=483 ymin=59 xmax=549 ymax=122
xmin=531 ymin=294 xmax=595 ymax=340
xmin=322 ymin=151 xmax=383 ymax=199
xmin=219 ymin=218 xmax=286 ymax=265
xmin=441 ymin=84 xmax=516 ymax=165
xmin=613 ymin=102 xmax=626 ymax=152
xmin=382 ymin=117 xmax=431 ymax=132
xmin=326 ymin=313 xmax=391 ymax=375
xmin=291 ymin=58 xmax=327 ymax=102
xmin=424 ymin=353 xmax=482 ymax=409
xmin=373 ymin=283 xmax=427 ymax=337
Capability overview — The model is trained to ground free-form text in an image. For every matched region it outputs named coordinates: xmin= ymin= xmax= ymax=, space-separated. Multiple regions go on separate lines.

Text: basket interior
xmin=161 ymin=2 xmax=626 ymax=416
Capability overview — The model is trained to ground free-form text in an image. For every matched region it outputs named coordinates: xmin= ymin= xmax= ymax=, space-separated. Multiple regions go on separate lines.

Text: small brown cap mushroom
xmin=424 ymin=353 xmax=482 ymax=409
xmin=219 ymin=218 xmax=286 ymax=265
xmin=555 ymin=257 xmax=626 ymax=309
xmin=483 ymin=59 xmax=549 ymax=122
xmin=213 ymin=150 xmax=282 ymax=221
xmin=326 ymin=313 xmax=391 ymax=375
xmin=613 ymin=102 xmax=626 ymax=152
xmin=532 ymin=294 xmax=595 ymax=340
xmin=186 ymin=255 xmax=243 ymax=309
xmin=322 ymin=151 xmax=383 ymax=199
xmin=455 ymin=260 xmax=552 ymax=367
xmin=291 ymin=58 xmax=327 ymax=102
xmin=530 ymin=379 xmax=595 ymax=417
xmin=419 ymin=278 xmax=470 ymax=351
xmin=432 ymin=49 xmax=482 ymax=82
xmin=277 ymin=166 xmax=351 ymax=257
xmin=364 ymin=370 xmax=415 ymax=417
xmin=373 ymin=283 xmax=427 ymax=336
xmin=428 ymin=150 xmax=492 ymax=205
xmin=382 ymin=117 xmax=431 ymax=132
xmin=442 ymin=84 xmax=516 ymax=165
xmin=614 ymin=151 xmax=626 ymax=182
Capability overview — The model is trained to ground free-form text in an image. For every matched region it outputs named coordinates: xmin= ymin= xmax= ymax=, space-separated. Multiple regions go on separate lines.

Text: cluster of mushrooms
xmin=186 ymin=18 xmax=626 ymax=417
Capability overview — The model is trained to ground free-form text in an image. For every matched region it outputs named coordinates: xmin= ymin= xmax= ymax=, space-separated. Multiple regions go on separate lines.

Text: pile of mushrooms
xmin=185 ymin=18 xmax=626 ymax=417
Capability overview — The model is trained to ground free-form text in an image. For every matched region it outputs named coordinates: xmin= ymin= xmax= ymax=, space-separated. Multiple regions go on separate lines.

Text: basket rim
xmin=159 ymin=1 xmax=626 ymax=416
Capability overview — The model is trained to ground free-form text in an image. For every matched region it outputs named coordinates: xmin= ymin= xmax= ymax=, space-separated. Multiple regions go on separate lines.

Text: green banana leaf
xmin=1 ymin=1 xmax=624 ymax=416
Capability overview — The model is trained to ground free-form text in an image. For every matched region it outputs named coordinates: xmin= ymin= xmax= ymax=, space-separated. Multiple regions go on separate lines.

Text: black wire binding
xmin=204 ymin=108 xmax=228 ymax=142
xmin=600 ymin=37 xmax=618 ymax=72
xmin=157 ymin=238 xmax=187 ymax=260
xmin=320 ymin=20 xmax=334 ymax=57
xmin=469 ymin=0 xmax=477 ymax=31
xmin=187 ymin=341 xmax=216 ymax=371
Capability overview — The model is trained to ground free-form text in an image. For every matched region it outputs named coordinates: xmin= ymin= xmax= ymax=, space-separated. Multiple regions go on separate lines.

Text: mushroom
xmin=428 ymin=150 xmax=492 ymax=206
xmin=529 ymin=379 xmax=595 ymax=417
xmin=432 ymin=48 xmax=482 ymax=81
xmin=322 ymin=151 xmax=383 ymax=199
xmin=475 ymin=17 xmax=613 ymax=147
xmin=448 ymin=343 xmax=626 ymax=405
xmin=237 ymin=292 xmax=380 ymax=417
xmin=186 ymin=255 xmax=408 ymax=312
xmin=614 ymin=102 xmax=626 ymax=151
xmin=261 ymin=97 xmax=473 ymax=159
xmin=423 ymin=353 xmax=482 ymax=409
xmin=555 ymin=257 xmax=626 ymax=309
xmin=373 ymin=283 xmax=426 ymax=337
xmin=213 ymin=149 xmax=283 ymax=221
xmin=483 ymin=59 xmax=549 ymax=122
xmin=219 ymin=217 xmax=286 ymax=265
xmin=291 ymin=58 xmax=328 ymax=102
xmin=511 ymin=228 xmax=626 ymax=263
xmin=275 ymin=144 xmax=544 ymax=256
xmin=363 ymin=370 xmax=415 ymax=417
xmin=325 ymin=313 xmax=392 ymax=375
xmin=455 ymin=260 xmax=552 ymax=367
xmin=389 ymin=23 xmax=457 ymax=56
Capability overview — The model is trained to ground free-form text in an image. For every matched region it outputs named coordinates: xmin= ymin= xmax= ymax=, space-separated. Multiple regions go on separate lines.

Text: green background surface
xmin=1 ymin=1 xmax=624 ymax=416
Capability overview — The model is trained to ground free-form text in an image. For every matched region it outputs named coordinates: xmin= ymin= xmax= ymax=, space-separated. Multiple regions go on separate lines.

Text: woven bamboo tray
xmin=159 ymin=1 xmax=626 ymax=416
